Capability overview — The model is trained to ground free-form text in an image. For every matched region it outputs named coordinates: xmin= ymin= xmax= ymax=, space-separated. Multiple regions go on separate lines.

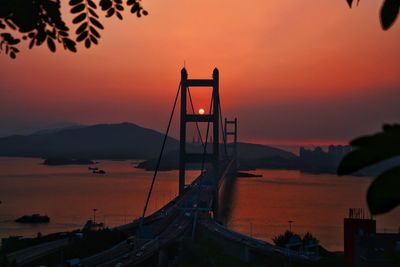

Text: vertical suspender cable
xmin=187 ymin=88 xmax=205 ymax=147
xmin=219 ymin=101 xmax=228 ymax=157
xmin=200 ymin=95 xmax=214 ymax=172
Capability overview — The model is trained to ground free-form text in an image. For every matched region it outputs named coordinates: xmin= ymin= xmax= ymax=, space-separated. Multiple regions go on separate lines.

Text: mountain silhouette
xmin=0 ymin=122 xmax=296 ymax=167
xmin=136 ymin=142 xmax=296 ymax=171
xmin=0 ymin=122 xmax=179 ymax=159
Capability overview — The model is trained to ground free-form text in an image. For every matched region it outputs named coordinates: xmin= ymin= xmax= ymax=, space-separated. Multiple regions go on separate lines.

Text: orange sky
xmin=1 ymin=0 xmax=399 ymax=144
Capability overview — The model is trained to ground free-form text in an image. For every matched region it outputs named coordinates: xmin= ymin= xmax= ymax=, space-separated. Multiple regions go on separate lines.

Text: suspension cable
xmin=187 ymin=87 xmax=205 ymax=147
xmin=200 ymin=94 xmax=214 ymax=173
xmin=219 ymin=100 xmax=228 ymax=157
xmin=141 ymin=82 xmax=181 ymax=219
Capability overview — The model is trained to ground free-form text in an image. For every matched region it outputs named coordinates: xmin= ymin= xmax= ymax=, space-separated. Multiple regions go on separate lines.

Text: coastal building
xmin=344 ymin=208 xmax=400 ymax=267
xmin=354 ymin=233 xmax=400 ymax=267
xmin=299 ymin=145 xmax=351 ymax=173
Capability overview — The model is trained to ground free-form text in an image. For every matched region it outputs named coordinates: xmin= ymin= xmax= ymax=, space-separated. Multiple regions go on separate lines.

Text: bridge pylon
xmin=224 ymin=118 xmax=238 ymax=159
xmin=179 ymin=68 xmax=220 ymax=196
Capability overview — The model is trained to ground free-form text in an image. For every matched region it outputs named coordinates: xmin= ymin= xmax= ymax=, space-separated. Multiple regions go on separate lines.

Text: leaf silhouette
xmin=89 ymin=17 xmax=104 ymax=29
xmin=47 ymin=37 xmax=56 ymax=52
xmin=63 ymin=38 xmax=77 ymax=52
xmin=73 ymin=13 xmax=87 ymax=24
xmin=70 ymin=0 xmax=84 ymax=6
xmin=1 ymin=0 xmax=146 ymax=58
xmin=380 ymin=0 xmax=400 ymax=30
xmin=338 ymin=124 xmax=400 ymax=215
xmin=338 ymin=124 xmax=400 ymax=175
xmin=347 ymin=0 xmax=353 ymax=8
xmin=367 ymin=166 xmax=400 ymax=214
xmin=71 ymin=0 xmax=103 ymax=49
xmin=71 ymin=4 xmax=86 ymax=14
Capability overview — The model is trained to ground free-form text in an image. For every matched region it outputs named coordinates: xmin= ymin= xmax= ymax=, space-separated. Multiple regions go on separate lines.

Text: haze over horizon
xmin=1 ymin=1 xmax=399 ymax=144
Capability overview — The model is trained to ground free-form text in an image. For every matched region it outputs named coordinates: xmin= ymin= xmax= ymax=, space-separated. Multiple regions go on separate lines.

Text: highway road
xmin=7 ymin=238 xmax=69 ymax=266
xmin=81 ymin=169 xmax=213 ymax=267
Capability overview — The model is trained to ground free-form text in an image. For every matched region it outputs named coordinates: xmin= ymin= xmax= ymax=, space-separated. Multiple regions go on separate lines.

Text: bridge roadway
xmin=81 ymin=162 xmax=218 ymax=267
xmin=200 ymin=220 xmax=320 ymax=264
xmin=94 ymin=158 xmax=319 ymax=266
xmin=7 ymin=239 xmax=69 ymax=266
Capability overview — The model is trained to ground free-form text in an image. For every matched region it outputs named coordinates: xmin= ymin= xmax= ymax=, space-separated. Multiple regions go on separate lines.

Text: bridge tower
xmin=224 ymin=118 xmax=238 ymax=159
xmin=179 ymin=68 xmax=220 ymax=196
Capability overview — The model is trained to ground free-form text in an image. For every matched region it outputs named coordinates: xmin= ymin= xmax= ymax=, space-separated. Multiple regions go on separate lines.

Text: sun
xmin=198 ymin=108 xmax=205 ymax=115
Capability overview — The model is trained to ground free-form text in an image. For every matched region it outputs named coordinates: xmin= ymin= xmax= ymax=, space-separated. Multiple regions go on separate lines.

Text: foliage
xmin=272 ymin=231 xmax=319 ymax=247
xmin=64 ymin=228 xmax=126 ymax=259
xmin=0 ymin=248 xmax=17 ymax=267
xmin=302 ymin=232 xmax=319 ymax=245
xmin=180 ymin=238 xmax=249 ymax=267
xmin=1 ymin=232 xmax=65 ymax=254
xmin=273 ymin=231 xmax=301 ymax=247
xmin=347 ymin=0 xmax=399 ymax=30
xmin=338 ymin=124 xmax=400 ymax=215
xmin=0 ymin=0 xmax=147 ymax=58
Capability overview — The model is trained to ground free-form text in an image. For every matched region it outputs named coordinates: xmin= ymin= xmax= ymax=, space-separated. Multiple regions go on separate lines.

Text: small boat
xmin=93 ymin=169 xmax=106 ymax=174
xmin=237 ymin=172 xmax=263 ymax=178
xmin=15 ymin=214 xmax=50 ymax=224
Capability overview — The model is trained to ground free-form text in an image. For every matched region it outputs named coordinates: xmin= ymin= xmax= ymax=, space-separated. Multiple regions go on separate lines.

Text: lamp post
xmin=288 ymin=220 xmax=293 ymax=232
xmin=93 ymin=208 xmax=97 ymax=223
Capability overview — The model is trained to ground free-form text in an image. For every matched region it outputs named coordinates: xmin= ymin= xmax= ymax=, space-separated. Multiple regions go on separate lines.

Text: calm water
xmin=0 ymin=158 xmax=198 ymax=239
xmin=0 ymin=158 xmax=399 ymax=251
xmin=228 ymin=169 xmax=400 ymax=251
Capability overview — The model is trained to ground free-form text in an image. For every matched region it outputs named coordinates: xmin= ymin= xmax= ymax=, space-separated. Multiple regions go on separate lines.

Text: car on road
xmin=66 ymin=258 xmax=81 ymax=266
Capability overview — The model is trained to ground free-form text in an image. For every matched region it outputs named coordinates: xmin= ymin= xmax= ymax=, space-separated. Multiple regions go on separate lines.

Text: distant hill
xmin=0 ymin=121 xmax=82 ymax=138
xmin=0 ymin=122 xmax=179 ymax=159
xmin=236 ymin=142 xmax=295 ymax=160
xmin=0 ymin=122 xmax=297 ymax=168
xmin=136 ymin=142 xmax=297 ymax=171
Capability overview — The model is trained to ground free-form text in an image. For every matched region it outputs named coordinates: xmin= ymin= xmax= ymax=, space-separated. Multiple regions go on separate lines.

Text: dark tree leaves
xmin=367 ymin=166 xmax=400 ymax=214
xmin=73 ymin=13 xmax=87 ymax=24
xmin=338 ymin=124 xmax=400 ymax=175
xmin=338 ymin=124 xmax=400 ymax=215
xmin=0 ymin=32 xmax=21 ymax=58
xmin=71 ymin=0 xmax=103 ymax=49
xmin=63 ymin=38 xmax=77 ymax=52
xmin=347 ymin=0 xmax=399 ymax=30
xmin=47 ymin=37 xmax=56 ymax=52
xmin=347 ymin=0 xmax=353 ymax=8
xmin=0 ymin=0 xmax=147 ymax=59
xmin=100 ymin=0 xmax=126 ymax=20
xmin=380 ymin=0 xmax=400 ymax=30
xmin=71 ymin=4 xmax=86 ymax=14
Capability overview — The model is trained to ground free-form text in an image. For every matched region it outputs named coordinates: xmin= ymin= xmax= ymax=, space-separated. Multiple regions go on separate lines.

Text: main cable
xmin=141 ymin=82 xmax=181 ymax=219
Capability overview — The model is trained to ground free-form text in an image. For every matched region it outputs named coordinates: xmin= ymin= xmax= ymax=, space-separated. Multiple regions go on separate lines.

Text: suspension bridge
xmin=8 ymin=68 xmax=321 ymax=267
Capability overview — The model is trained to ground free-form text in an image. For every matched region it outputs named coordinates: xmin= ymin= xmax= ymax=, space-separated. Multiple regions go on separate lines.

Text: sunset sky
xmin=1 ymin=0 xmax=399 ymax=145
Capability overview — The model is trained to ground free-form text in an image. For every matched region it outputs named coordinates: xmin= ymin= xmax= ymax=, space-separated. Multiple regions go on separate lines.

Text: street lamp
xmin=93 ymin=208 xmax=98 ymax=223
xmin=288 ymin=220 xmax=294 ymax=232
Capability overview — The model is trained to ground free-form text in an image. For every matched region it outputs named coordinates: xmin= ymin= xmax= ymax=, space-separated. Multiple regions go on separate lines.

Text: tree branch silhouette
xmin=347 ymin=0 xmax=399 ymax=30
xmin=338 ymin=124 xmax=400 ymax=215
xmin=0 ymin=0 xmax=147 ymax=59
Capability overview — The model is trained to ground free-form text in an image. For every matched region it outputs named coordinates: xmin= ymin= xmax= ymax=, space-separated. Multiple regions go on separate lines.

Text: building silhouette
xmin=299 ymin=145 xmax=352 ymax=173
xmin=344 ymin=208 xmax=400 ymax=267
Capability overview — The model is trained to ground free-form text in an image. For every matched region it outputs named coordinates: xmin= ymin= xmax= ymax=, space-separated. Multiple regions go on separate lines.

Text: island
xmin=15 ymin=214 xmax=50 ymax=224
xmin=43 ymin=157 xmax=94 ymax=166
